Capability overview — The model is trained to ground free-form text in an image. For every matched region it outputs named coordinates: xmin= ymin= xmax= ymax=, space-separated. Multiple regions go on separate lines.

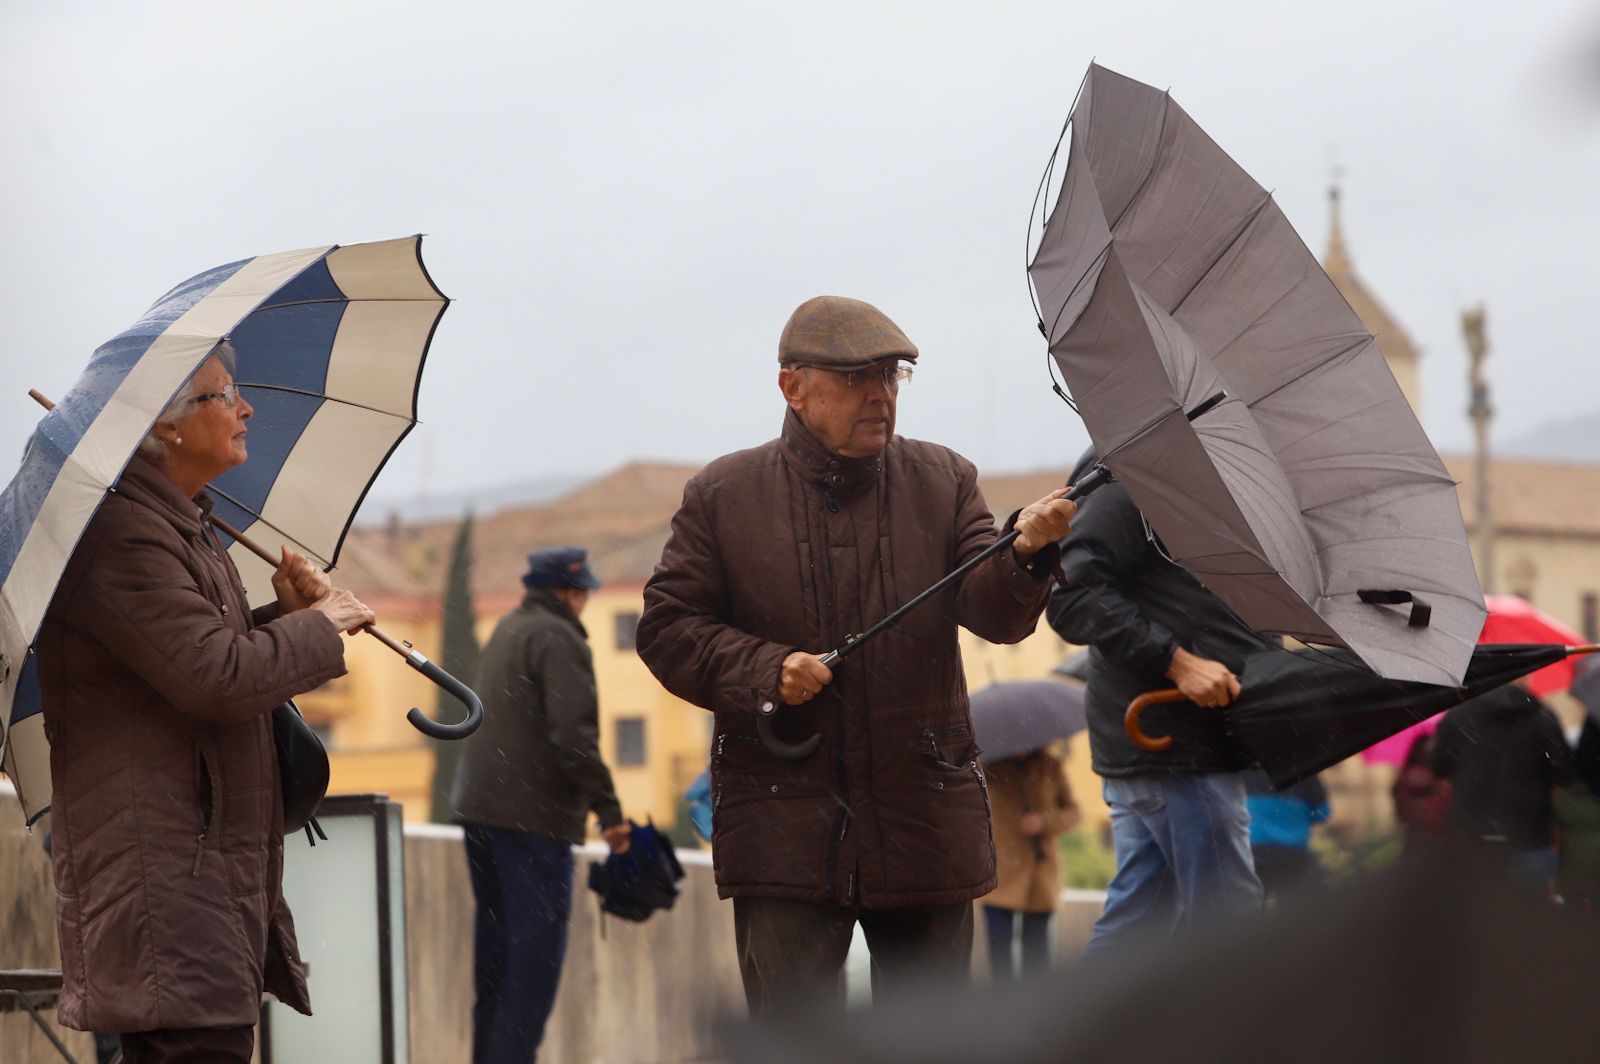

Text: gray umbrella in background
xmin=1028 ymin=64 xmax=1484 ymax=687
xmin=971 ymin=680 xmax=1087 ymax=762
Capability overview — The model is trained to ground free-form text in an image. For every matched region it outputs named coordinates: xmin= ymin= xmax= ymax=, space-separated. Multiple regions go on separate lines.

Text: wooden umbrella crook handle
xmin=1125 ymin=688 xmax=1192 ymax=752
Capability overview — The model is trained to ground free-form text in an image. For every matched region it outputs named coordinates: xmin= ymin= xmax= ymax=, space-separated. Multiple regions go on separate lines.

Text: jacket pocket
xmin=193 ymin=741 xmax=221 ymax=877
xmin=711 ymin=733 xmax=833 ymax=892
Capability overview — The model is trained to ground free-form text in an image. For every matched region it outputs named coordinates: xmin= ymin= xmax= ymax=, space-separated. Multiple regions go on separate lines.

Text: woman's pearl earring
xmin=175 ymin=437 xmax=183 ymax=446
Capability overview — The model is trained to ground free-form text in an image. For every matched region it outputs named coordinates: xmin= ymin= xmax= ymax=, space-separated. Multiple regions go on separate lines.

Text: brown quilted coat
xmin=638 ymin=411 xmax=1057 ymax=909
xmin=36 ymin=456 xmax=347 ymax=1032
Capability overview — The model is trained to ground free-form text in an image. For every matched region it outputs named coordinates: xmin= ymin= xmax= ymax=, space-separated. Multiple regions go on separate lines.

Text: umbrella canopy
xmin=1028 ymin=64 xmax=1484 ymax=687
xmin=1130 ymin=643 xmax=1597 ymax=789
xmin=0 ymin=236 xmax=447 ymax=823
xmin=1365 ymin=595 xmax=1590 ymax=765
xmin=970 ymin=679 xmax=1087 ymax=762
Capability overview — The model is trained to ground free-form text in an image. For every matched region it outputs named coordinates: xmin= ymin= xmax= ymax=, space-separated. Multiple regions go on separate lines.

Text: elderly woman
xmin=35 ymin=345 xmax=374 ymax=1064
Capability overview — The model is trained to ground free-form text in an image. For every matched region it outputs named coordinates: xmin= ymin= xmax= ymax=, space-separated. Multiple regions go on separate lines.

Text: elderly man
xmin=451 ymin=547 xmax=631 ymax=1063
xmin=637 ymin=296 xmax=1075 ymax=1011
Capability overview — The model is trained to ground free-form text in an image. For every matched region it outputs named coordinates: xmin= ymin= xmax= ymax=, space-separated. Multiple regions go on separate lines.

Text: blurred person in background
xmin=979 ymin=744 xmax=1080 ymax=981
xmin=1244 ymin=769 xmax=1329 ymax=902
xmin=1432 ymin=684 xmax=1575 ymax=892
xmin=1555 ymin=714 xmax=1600 ymax=911
xmin=1392 ymin=731 xmax=1453 ymax=856
xmin=450 ymin=547 xmax=631 ymax=1064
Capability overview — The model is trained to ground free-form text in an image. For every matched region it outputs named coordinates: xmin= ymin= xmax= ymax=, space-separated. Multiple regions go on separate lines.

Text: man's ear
xmin=779 ymin=367 xmax=806 ymax=411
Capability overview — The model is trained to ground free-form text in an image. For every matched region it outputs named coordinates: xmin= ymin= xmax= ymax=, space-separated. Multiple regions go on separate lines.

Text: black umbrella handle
xmin=403 ymin=651 xmax=485 ymax=740
xmin=757 ymin=465 xmax=1117 ymax=758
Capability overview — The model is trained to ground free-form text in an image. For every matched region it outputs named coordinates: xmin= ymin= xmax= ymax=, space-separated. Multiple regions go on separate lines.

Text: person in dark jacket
xmin=636 ymin=296 xmax=1076 ymax=1014
xmin=37 ymin=348 xmax=372 ymax=1063
xmin=450 ymin=547 xmax=631 ymax=1063
xmin=1432 ymin=684 xmax=1575 ymax=891
xmin=1047 ymin=449 xmax=1266 ymax=956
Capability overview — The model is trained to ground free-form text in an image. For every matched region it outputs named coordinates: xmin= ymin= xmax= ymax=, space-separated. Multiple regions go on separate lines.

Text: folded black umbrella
xmin=1127 ymin=643 xmax=1599 ymax=789
xmin=586 ymin=820 xmax=685 ymax=923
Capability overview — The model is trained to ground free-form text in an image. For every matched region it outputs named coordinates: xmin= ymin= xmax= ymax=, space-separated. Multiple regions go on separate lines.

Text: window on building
xmin=615 ymin=717 xmax=647 ymax=767
xmin=615 ymin=611 xmax=640 ymax=651
xmin=1583 ymin=592 xmax=1599 ymax=643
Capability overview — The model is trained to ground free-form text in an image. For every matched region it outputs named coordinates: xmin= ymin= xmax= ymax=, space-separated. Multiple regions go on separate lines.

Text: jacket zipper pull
xmin=838 ymin=811 xmax=850 ymax=842
xmin=845 ymin=870 xmax=856 ymax=903
xmin=192 ymin=832 xmax=207 ymax=877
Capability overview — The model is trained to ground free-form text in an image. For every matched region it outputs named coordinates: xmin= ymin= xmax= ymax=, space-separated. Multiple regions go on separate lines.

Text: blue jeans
xmin=463 ymin=825 xmax=575 ymax=1064
xmin=982 ymin=906 xmax=1052 ymax=981
xmin=1082 ymin=773 xmax=1263 ymax=958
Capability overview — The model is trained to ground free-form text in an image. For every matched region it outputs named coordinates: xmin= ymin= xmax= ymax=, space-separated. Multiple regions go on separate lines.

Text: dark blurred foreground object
xmin=970 ymin=679 xmax=1087 ymax=762
xmin=1127 ymin=643 xmax=1599 ymax=788
xmin=728 ymin=853 xmax=1600 ymax=1063
xmin=587 ymin=821 xmax=685 ymax=922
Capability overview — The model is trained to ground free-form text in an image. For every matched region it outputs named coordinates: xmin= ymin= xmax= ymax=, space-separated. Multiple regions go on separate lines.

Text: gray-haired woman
xmin=37 ymin=347 xmax=374 ymax=1064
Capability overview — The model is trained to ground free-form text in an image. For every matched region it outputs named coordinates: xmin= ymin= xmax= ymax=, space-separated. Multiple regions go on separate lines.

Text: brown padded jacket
xmin=638 ymin=411 xmax=1057 ymax=908
xmin=36 ymin=456 xmax=347 ymax=1033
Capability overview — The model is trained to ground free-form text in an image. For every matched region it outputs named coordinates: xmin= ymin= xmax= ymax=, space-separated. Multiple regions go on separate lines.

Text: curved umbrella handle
xmin=403 ymin=651 xmax=485 ymax=740
xmin=1124 ymin=688 xmax=1190 ymax=752
xmin=756 ymin=702 xmax=822 ymax=760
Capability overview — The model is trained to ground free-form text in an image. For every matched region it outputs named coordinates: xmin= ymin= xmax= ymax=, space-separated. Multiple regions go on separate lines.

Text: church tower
xmin=1322 ymin=184 xmax=1423 ymax=419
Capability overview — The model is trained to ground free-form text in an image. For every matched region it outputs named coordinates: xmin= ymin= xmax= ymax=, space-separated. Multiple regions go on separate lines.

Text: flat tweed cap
xmin=778 ymin=296 xmax=919 ymax=369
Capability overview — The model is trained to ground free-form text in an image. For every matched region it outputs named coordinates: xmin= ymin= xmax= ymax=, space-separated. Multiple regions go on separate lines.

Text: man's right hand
xmin=602 ymin=821 xmax=632 ymax=855
xmin=310 ymin=588 xmax=376 ymax=635
xmin=1165 ymin=646 xmax=1241 ymax=708
xmin=779 ymin=652 xmax=834 ymax=705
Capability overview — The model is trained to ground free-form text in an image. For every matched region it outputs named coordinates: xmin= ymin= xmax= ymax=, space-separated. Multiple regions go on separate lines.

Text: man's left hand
xmin=1012 ymin=489 xmax=1076 ymax=560
xmin=272 ymin=546 xmax=332 ymax=613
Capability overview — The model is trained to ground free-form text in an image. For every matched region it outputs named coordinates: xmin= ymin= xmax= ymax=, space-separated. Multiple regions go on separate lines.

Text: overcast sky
xmin=4 ymin=1 xmax=1596 ymax=520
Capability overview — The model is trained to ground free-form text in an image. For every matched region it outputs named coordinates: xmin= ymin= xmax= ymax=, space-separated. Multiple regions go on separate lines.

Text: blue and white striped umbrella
xmin=0 ymin=236 xmax=448 ymax=824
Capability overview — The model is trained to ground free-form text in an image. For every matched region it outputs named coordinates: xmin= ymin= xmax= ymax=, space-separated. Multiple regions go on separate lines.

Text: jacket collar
xmin=779 ymin=407 xmax=882 ymax=504
xmin=115 ymin=456 xmax=213 ymax=540
xmin=521 ymin=585 xmax=589 ymax=638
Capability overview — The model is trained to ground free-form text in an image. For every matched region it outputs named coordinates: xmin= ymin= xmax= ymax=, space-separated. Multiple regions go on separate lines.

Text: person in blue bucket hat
xmin=450 ymin=545 xmax=630 ymax=1063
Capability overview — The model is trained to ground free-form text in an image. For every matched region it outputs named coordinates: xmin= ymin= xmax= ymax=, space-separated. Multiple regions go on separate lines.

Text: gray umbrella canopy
xmin=1029 ymin=64 xmax=1484 ymax=686
xmin=971 ymin=680 xmax=1087 ymax=762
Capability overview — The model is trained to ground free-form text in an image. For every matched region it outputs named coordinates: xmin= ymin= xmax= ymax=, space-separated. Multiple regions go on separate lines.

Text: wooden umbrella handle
xmin=1125 ymin=688 xmax=1192 ymax=752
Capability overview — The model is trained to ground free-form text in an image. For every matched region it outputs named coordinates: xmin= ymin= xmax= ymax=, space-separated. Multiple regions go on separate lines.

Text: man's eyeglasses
xmin=190 ymin=383 xmax=241 ymax=409
xmin=796 ymin=364 xmax=913 ymax=390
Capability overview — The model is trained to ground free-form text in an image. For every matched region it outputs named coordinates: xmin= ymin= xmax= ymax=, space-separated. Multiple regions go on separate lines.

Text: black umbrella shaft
xmin=819 ymin=464 xmax=1113 ymax=668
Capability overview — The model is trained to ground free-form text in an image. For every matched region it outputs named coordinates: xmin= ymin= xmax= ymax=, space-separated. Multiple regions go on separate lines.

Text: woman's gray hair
xmin=137 ymin=341 xmax=239 ymax=460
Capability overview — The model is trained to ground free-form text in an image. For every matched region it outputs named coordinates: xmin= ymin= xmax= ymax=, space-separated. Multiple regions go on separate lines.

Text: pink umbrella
xmin=1363 ymin=596 xmax=1587 ymax=765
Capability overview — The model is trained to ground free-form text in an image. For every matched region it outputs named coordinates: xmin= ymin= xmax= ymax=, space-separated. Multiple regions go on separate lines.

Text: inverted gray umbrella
xmin=1029 ymin=64 xmax=1484 ymax=686
xmin=970 ymin=679 xmax=1087 ymax=762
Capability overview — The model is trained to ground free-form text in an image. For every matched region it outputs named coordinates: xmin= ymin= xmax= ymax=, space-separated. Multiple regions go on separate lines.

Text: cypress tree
xmin=429 ymin=513 xmax=480 ymax=822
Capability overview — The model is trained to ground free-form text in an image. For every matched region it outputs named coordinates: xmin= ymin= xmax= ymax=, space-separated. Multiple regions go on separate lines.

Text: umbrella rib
xmin=1168 ymin=193 xmax=1275 ymax=317
xmin=1238 ymin=334 xmax=1370 ymax=410
xmin=1046 ymin=241 xmax=1113 ymax=347
xmin=235 ymin=382 xmax=420 ymax=422
xmin=203 ymin=491 xmax=332 ymax=570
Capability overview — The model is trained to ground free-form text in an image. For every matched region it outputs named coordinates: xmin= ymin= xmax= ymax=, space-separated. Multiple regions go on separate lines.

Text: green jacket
xmin=449 ymin=588 xmax=621 ymax=842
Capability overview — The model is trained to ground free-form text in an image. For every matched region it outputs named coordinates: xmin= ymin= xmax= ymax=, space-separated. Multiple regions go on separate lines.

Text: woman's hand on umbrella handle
xmin=1165 ymin=647 xmax=1240 ymax=708
xmin=311 ymin=588 xmax=376 ymax=635
xmin=272 ymin=546 xmax=330 ymax=613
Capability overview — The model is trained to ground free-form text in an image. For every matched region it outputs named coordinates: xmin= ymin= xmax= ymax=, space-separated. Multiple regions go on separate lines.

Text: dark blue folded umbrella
xmin=587 ymin=820 xmax=685 ymax=923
